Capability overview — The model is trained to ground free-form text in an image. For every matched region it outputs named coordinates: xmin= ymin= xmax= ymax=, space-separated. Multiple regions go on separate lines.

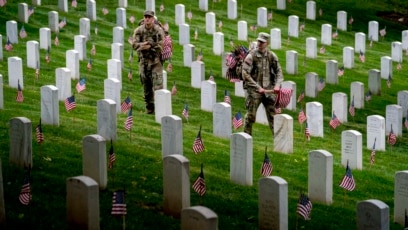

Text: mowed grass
xmin=0 ymin=0 xmax=407 ymax=229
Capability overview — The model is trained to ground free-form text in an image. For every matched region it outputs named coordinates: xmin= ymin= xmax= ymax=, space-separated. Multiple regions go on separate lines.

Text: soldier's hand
xmin=258 ymin=87 xmax=265 ymax=94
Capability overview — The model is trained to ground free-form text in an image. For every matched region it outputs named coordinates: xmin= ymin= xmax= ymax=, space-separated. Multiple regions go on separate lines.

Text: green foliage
xmin=0 ymin=0 xmax=407 ymax=229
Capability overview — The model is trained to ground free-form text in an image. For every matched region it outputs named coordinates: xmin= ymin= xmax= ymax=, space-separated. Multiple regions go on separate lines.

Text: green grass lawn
xmin=0 ymin=0 xmax=407 ymax=229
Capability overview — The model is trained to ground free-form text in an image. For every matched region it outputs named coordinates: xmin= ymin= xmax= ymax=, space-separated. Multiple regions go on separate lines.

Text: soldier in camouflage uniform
xmin=133 ymin=10 xmax=165 ymax=114
xmin=242 ymin=32 xmax=284 ymax=136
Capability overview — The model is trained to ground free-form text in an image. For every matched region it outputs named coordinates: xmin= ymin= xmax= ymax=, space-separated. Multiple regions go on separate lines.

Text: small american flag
xmin=229 ymin=38 xmax=234 ymax=47
xmin=167 ymin=61 xmax=173 ymax=73
xmin=102 ymin=7 xmax=109 ymax=15
xmin=268 ymin=10 xmax=273 ymax=20
xmin=16 ymin=80 xmax=24 ymax=102
xmin=160 ymin=3 xmax=164 ymax=12
xmin=162 ymin=22 xmax=169 ymax=32
xmin=45 ymin=47 xmax=50 ymax=63
xmin=339 ymin=163 xmax=356 ymax=191
xmin=296 ymin=193 xmax=312 ymax=220
xmin=182 ymin=104 xmax=189 ymax=120
xmin=318 ymin=78 xmax=325 ymax=91
xmin=365 ymin=91 xmax=372 ymax=102
xmin=260 ymin=149 xmax=272 ymax=177
xmin=388 ymin=125 xmax=397 ymax=145
xmin=36 ymin=119 xmax=44 ymax=144
xmin=348 ymin=16 xmax=354 ymax=25
xmin=87 ymin=59 xmax=92 ymax=71
xmin=192 ymin=126 xmax=205 ymax=154
xmin=127 ymin=68 xmax=133 ymax=81
xmin=129 ymin=49 xmax=133 ymax=63
xmin=59 ymin=17 xmax=66 ymax=28
xmin=19 ymin=26 xmax=27 ymax=39
xmin=111 ymin=190 xmax=127 ymax=216
xmin=349 ymin=96 xmax=355 ymax=117
xmin=404 ymin=109 xmax=408 ymax=130
xmin=305 ymin=122 xmax=310 ymax=141
xmin=121 ymin=96 xmax=132 ymax=113
xmin=298 ymin=109 xmax=307 ymax=124
xmin=329 ymin=112 xmax=341 ymax=129
xmin=19 ymin=170 xmax=32 ymax=205
xmin=54 ymin=34 xmax=59 ymax=46
xmin=370 ymin=138 xmax=376 ymax=165
xmin=194 ymin=28 xmax=198 ymax=40
xmin=35 ymin=62 xmax=40 ymax=80
xmin=71 ymin=0 xmax=77 ymax=8
xmin=232 ymin=112 xmax=243 ymax=130
xmin=338 ymin=66 xmax=344 ymax=76
xmin=128 ymin=35 xmax=133 ymax=45
xmin=5 ymin=37 xmax=13 ymax=51
xmin=379 ymin=26 xmax=386 ymax=37
xmin=0 ymin=0 xmax=6 ymax=7
xmin=299 ymin=22 xmax=305 ymax=32
xmin=192 ymin=164 xmax=206 ymax=196
xmin=124 ymin=107 xmax=133 ymax=131
xmin=108 ymin=141 xmax=116 ymax=169
xmin=187 ymin=11 xmax=192 ymax=20
xmin=332 ymin=29 xmax=338 ymax=39
xmin=64 ymin=95 xmax=76 ymax=112
xmin=359 ymin=50 xmax=365 ymax=63
xmin=297 ymin=90 xmax=304 ymax=103
xmin=397 ymin=61 xmax=402 ymax=70
xmin=28 ymin=6 xmax=34 ymax=17
xmin=250 ymin=24 xmax=257 ymax=32
xmin=387 ymin=74 xmax=392 ymax=88
xmin=275 ymin=107 xmax=282 ymax=114
xmin=369 ymin=36 xmax=373 ymax=47
xmin=129 ymin=15 xmax=135 ymax=24
xmin=76 ymin=78 xmax=86 ymax=93
xmin=208 ymin=70 xmax=214 ymax=81
xmin=197 ymin=49 xmax=203 ymax=61
xmin=319 ymin=8 xmax=322 ymax=16
xmin=218 ymin=20 xmax=223 ymax=29
xmin=94 ymin=25 xmax=98 ymax=35
xmin=319 ymin=46 xmax=325 ymax=54
xmin=90 ymin=43 xmax=96 ymax=56
xmin=224 ymin=90 xmax=231 ymax=104
xmin=171 ymin=81 xmax=177 ymax=95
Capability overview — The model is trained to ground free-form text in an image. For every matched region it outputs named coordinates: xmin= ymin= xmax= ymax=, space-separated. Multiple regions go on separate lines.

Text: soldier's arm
xmin=242 ymin=54 xmax=261 ymax=90
xmin=132 ymin=28 xmax=147 ymax=50
xmin=271 ymin=52 xmax=284 ymax=88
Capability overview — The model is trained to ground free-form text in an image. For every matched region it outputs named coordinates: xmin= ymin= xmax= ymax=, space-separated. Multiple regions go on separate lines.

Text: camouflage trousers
xmin=139 ymin=62 xmax=163 ymax=111
xmin=243 ymin=92 xmax=277 ymax=136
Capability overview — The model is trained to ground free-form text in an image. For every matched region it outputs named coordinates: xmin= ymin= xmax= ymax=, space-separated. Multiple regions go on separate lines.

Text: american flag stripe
xmin=298 ymin=110 xmax=306 ymax=124
xmin=111 ymin=190 xmax=127 ymax=215
xmin=339 ymin=165 xmax=356 ymax=191
xmin=36 ymin=125 xmax=44 ymax=144
xmin=65 ymin=95 xmax=76 ymax=111
xmin=296 ymin=193 xmax=312 ymax=220
xmin=192 ymin=165 xmax=206 ymax=196
xmin=232 ymin=112 xmax=243 ymax=130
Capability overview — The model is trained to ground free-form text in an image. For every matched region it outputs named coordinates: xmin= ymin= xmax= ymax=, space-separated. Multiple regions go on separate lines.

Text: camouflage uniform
xmin=242 ymin=48 xmax=283 ymax=136
xmin=133 ymin=15 xmax=165 ymax=113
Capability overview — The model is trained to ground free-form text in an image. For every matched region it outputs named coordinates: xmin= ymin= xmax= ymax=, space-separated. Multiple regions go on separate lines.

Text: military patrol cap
xmin=144 ymin=10 xmax=155 ymax=17
xmin=257 ymin=32 xmax=270 ymax=43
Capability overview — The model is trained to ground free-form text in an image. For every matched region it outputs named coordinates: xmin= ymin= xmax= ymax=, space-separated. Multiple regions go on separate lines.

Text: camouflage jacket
xmin=133 ymin=24 xmax=164 ymax=65
xmin=242 ymin=49 xmax=283 ymax=91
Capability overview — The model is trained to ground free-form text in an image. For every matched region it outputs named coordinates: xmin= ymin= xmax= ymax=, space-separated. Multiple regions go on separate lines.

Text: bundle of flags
xmin=296 ymin=193 xmax=312 ymax=220
xmin=19 ymin=170 xmax=32 ymax=205
xmin=36 ymin=119 xmax=44 ymax=144
xmin=76 ymin=78 xmax=86 ymax=93
xmin=260 ymin=148 xmax=272 ymax=177
xmin=329 ymin=112 xmax=341 ymax=129
xmin=120 ymin=96 xmax=132 ymax=113
xmin=182 ymin=103 xmax=189 ymax=120
xmin=275 ymin=87 xmax=293 ymax=108
xmin=339 ymin=163 xmax=356 ymax=191
xmin=232 ymin=112 xmax=243 ymax=130
xmin=192 ymin=126 xmax=205 ymax=154
xmin=111 ymin=190 xmax=127 ymax=216
xmin=124 ymin=107 xmax=133 ymax=131
xmin=64 ymin=95 xmax=76 ymax=112
xmin=108 ymin=140 xmax=116 ymax=169
xmin=192 ymin=164 xmax=206 ymax=196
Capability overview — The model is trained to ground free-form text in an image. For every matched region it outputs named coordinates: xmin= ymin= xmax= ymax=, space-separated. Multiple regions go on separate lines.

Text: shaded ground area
xmin=377 ymin=11 xmax=408 ymax=26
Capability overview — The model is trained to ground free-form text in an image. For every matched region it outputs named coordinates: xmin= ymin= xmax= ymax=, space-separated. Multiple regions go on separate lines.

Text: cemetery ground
xmin=0 ymin=0 xmax=407 ymax=229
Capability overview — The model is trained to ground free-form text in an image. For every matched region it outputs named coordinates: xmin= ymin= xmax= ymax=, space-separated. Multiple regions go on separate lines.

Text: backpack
xmin=226 ymin=45 xmax=248 ymax=82
xmin=138 ymin=19 xmax=173 ymax=62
